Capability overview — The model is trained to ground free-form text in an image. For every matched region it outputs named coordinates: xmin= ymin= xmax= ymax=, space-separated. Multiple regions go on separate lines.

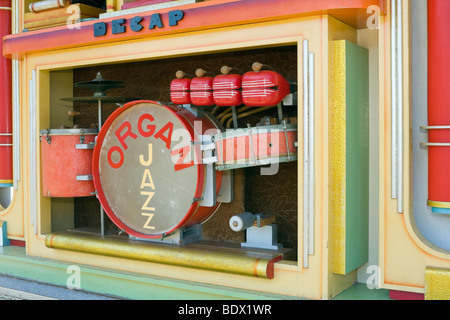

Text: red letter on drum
xmin=107 ymin=146 xmax=125 ymax=169
xmin=115 ymin=121 xmax=138 ymax=150
xmin=154 ymin=121 xmax=174 ymax=150
xmin=138 ymin=113 xmax=156 ymax=137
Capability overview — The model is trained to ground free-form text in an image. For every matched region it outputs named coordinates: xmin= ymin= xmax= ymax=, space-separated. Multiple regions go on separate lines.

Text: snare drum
xmin=40 ymin=128 xmax=98 ymax=197
xmin=213 ymin=124 xmax=297 ymax=170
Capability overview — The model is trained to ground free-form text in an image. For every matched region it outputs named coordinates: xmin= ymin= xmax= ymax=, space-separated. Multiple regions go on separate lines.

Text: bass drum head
xmin=92 ymin=100 xmax=204 ymax=238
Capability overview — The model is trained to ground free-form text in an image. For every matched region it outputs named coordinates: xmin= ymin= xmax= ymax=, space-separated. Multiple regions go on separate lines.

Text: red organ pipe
xmin=427 ymin=0 xmax=450 ymax=213
xmin=0 ymin=1 xmax=12 ymax=188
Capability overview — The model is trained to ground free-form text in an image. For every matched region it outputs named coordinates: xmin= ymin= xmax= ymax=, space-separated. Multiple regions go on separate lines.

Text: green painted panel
xmin=344 ymin=40 xmax=369 ymax=274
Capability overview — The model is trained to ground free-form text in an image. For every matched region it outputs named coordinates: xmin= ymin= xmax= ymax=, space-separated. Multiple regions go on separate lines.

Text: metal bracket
xmin=76 ymin=142 xmax=95 ymax=149
xmin=76 ymin=174 xmax=93 ymax=181
xmin=44 ymin=129 xmax=51 ymax=144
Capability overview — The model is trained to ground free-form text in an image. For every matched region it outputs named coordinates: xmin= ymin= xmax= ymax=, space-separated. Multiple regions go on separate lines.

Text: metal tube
xmin=302 ymin=39 xmax=309 ymax=268
xmin=30 ymin=70 xmax=37 ymax=234
xmin=391 ymin=0 xmax=398 ymax=200
xmin=13 ymin=0 xmax=20 ymax=191
xmin=397 ymin=0 xmax=403 ymax=213
xmin=308 ymin=51 xmax=315 ymax=255
xmin=45 ymin=231 xmax=281 ymax=279
xmin=420 ymin=125 xmax=450 ymax=130
xmin=97 ymin=98 xmax=105 ymax=236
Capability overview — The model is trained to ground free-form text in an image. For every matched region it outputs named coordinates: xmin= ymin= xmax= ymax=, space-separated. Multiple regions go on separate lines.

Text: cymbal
xmin=60 ymin=96 xmax=139 ymax=103
xmin=74 ymin=72 xmax=124 ymax=87
xmin=73 ymin=72 xmax=125 ymax=95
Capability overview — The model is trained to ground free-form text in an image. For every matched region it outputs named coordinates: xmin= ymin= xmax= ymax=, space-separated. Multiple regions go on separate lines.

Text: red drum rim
xmin=92 ymin=100 xmax=205 ymax=238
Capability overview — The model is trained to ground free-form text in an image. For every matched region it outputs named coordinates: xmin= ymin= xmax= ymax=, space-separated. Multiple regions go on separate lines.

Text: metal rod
xmin=231 ymin=105 xmax=238 ymax=129
xmin=98 ymin=98 xmax=102 ymax=129
xmin=13 ymin=0 xmax=21 ymax=191
xmin=30 ymin=70 xmax=37 ymax=234
xmin=13 ymin=60 xmax=20 ymax=190
xmin=308 ymin=51 xmax=315 ymax=255
xmin=420 ymin=125 xmax=450 ymax=130
xmin=97 ymin=98 xmax=105 ymax=236
xmin=420 ymin=142 xmax=450 ymax=147
xmin=391 ymin=0 xmax=398 ymax=199
xmin=277 ymin=103 xmax=283 ymax=123
xmin=302 ymin=39 xmax=309 ymax=268
xmin=397 ymin=0 xmax=403 ymax=213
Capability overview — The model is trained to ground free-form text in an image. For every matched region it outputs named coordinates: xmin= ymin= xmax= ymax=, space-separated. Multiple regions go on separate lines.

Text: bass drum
xmin=92 ymin=100 xmax=222 ymax=239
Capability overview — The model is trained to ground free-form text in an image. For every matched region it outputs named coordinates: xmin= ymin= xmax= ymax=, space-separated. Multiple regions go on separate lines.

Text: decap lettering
xmin=94 ymin=10 xmax=184 ymax=37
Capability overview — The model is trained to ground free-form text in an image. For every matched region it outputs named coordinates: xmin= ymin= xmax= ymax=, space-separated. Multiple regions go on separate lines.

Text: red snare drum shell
xmin=40 ymin=129 xmax=97 ymax=197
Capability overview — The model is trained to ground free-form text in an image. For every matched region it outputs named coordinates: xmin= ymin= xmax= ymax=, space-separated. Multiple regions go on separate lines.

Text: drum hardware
xmin=43 ymin=128 xmax=51 ymax=144
xmin=219 ymin=106 xmax=251 ymax=127
xmin=277 ymin=103 xmax=284 ymax=123
xmin=229 ymin=212 xmax=282 ymax=250
xmin=225 ymin=105 xmax=276 ymax=129
xmin=199 ymin=134 xmax=217 ymax=207
xmin=129 ymin=224 xmax=202 ymax=246
xmin=231 ymin=105 xmax=238 ymax=128
xmin=282 ymin=120 xmax=291 ymax=161
xmin=76 ymin=142 xmax=95 ymax=149
xmin=247 ymin=124 xmax=257 ymax=165
xmin=76 ymin=174 xmax=93 ymax=181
